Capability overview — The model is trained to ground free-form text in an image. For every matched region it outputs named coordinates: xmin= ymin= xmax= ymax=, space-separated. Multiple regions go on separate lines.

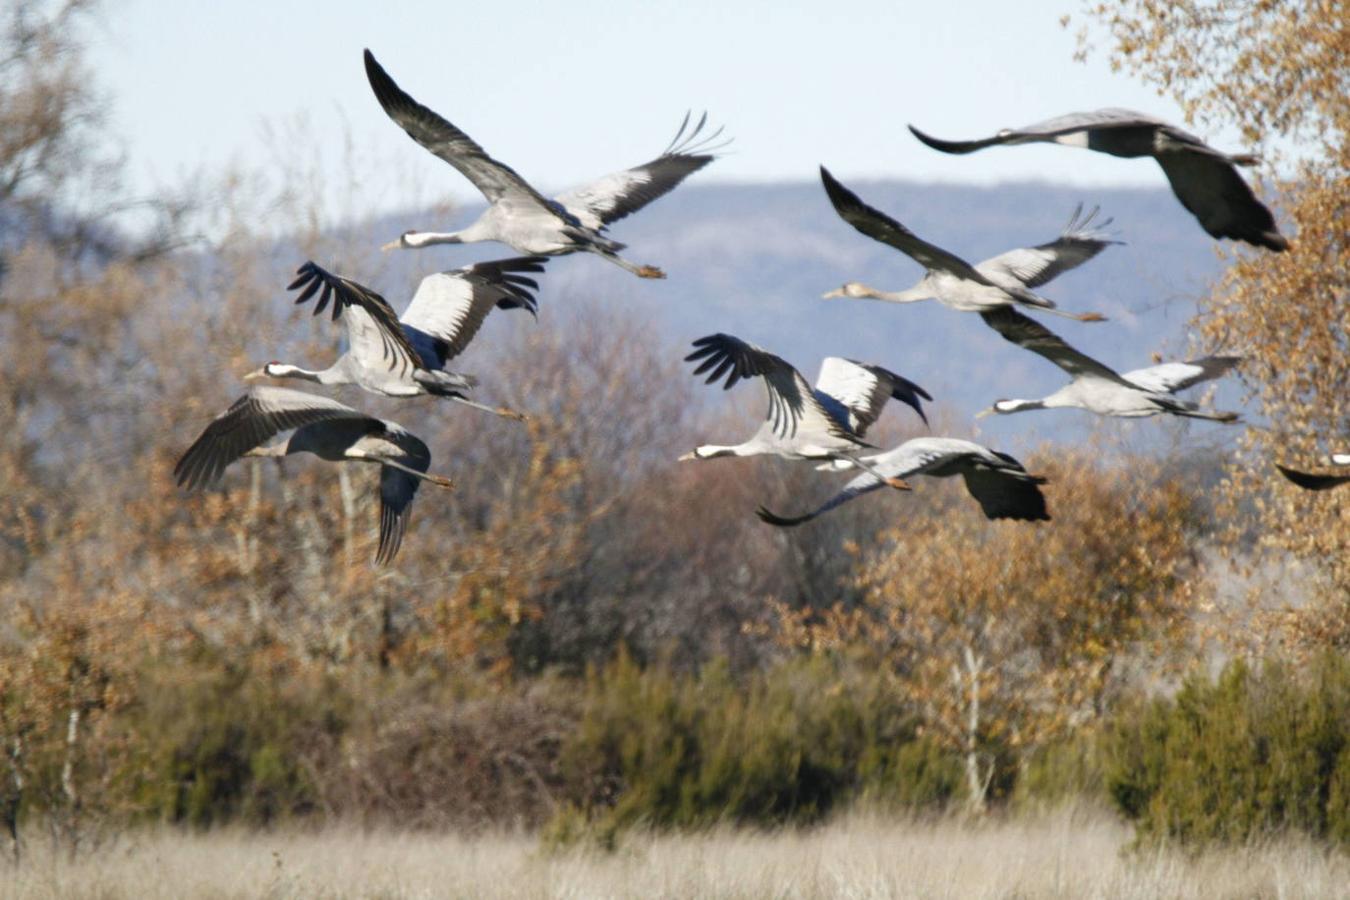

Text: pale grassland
xmin=5 ymin=809 xmax=1348 ymax=900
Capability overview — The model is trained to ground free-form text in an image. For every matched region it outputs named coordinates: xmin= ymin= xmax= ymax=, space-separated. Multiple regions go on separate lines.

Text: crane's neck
xmin=853 ymin=282 xmax=931 ymax=303
xmin=398 ymin=230 xmax=466 ymax=249
xmin=265 ymin=362 xmax=346 ymax=386
xmin=994 ymin=398 xmax=1049 ymax=414
xmin=688 ymin=443 xmax=757 ymax=459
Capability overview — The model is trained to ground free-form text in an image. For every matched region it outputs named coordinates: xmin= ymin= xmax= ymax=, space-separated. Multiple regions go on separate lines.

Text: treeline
xmin=4 ymin=0 xmax=1350 ymax=866
xmin=7 ymin=644 xmax=1350 ymax=853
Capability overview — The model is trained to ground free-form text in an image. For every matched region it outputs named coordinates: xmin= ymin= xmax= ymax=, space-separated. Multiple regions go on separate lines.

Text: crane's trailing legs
xmin=592 ymin=247 xmax=665 ymax=279
xmin=839 ymin=452 xmax=913 ymax=490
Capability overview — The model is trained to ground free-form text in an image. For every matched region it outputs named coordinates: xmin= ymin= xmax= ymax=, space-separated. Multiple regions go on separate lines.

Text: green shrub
xmin=1104 ymin=653 xmax=1350 ymax=847
xmin=552 ymin=652 xmax=962 ymax=840
xmin=128 ymin=660 xmax=342 ymax=826
xmin=1014 ymin=734 xmax=1108 ymax=811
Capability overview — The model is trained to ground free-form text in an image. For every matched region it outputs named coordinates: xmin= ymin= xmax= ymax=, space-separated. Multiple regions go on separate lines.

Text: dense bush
xmin=4 ymin=657 xmax=578 ymax=834
xmin=1105 ymin=653 xmax=1350 ymax=847
xmin=551 ymin=652 xmax=963 ymax=841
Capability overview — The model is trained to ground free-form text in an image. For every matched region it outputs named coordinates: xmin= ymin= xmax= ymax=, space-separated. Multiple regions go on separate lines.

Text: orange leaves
xmin=1079 ymin=0 xmax=1350 ymax=653
xmin=773 ymin=450 xmax=1206 ymax=784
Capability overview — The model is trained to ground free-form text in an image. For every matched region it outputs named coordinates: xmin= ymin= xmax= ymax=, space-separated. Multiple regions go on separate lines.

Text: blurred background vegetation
xmin=1 ymin=0 xmax=1346 ymax=865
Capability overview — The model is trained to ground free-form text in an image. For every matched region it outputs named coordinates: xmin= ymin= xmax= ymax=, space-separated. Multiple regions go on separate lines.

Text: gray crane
xmin=756 ymin=437 xmax=1049 ymax=526
xmin=826 ymin=203 xmax=1120 ymax=312
xmin=908 ymin=109 xmax=1287 ymax=252
xmin=1277 ymin=454 xmax=1350 ymax=491
xmin=174 ymin=385 xmax=454 ymax=565
xmin=679 ymin=333 xmax=930 ymax=488
xmin=247 ymin=257 xmax=546 ymax=420
xmin=820 ymin=167 xmax=1107 ymax=322
xmin=365 ymin=49 xmax=726 ymax=279
xmin=975 ymin=306 xmax=1241 ymax=421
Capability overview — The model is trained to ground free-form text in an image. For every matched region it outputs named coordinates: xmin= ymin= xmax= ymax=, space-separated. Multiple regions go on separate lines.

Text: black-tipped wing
xmin=820 ymin=166 xmax=989 ymax=281
xmin=975 ymin=204 xmax=1123 ymax=289
xmin=554 ymin=112 xmax=726 ymax=231
xmin=288 ymin=261 xmax=423 ymax=375
xmin=755 ymin=475 xmax=885 ymax=526
xmin=979 ymin=307 xmax=1133 ymax=387
xmin=174 ymin=387 xmax=372 ymax=489
xmin=375 ymin=432 xmax=431 ymax=566
xmin=1120 ymin=356 xmax=1240 ymax=394
xmin=1154 ymin=152 xmax=1287 ymax=250
xmin=909 ymin=109 xmax=1170 ymax=154
xmin=758 ymin=438 xmax=1048 ymax=526
xmin=363 ymin=49 xmax=555 ymax=212
xmin=685 ymin=334 xmax=855 ymax=443
xmin=399 ymin=257 xmax=546 ymax=368
xmin=1275 ymin=464 xmax=1350 ymax=492
xmin=960 ymin=466 xmax=1050 ymax=521
xmin=907 ymin=124 xmax=1011 ymax=155
xmin=814 ymin=357 xmax=931 ymax=433
xmin=755 ymin=439 xmax=962 ymax=527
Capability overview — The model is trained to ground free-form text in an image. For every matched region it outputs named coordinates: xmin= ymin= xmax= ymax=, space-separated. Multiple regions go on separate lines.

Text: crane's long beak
xmin=974 ymin=406 xmax=996 ymax=420
xmin=242 ymin=367 xmax=268 ymax=381
xmin=886 ymin=477 xmax=913 ymax=491
xmin=677 ymin=451 xmax=698 ymax=462
xmin=822 ymin=287 xmax=846 ymax=299
xmin=380 ymin=238 xmax=402 ymax=252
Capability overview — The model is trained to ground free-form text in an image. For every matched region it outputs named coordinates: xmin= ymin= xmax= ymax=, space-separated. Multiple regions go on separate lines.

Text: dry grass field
xmin=5 ymin=810 xmax=1348 ymax=900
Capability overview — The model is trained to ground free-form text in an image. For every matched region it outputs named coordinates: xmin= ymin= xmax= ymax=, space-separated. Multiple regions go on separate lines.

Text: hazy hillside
xmin=361 ymin=178 xmax=1235 ymax=454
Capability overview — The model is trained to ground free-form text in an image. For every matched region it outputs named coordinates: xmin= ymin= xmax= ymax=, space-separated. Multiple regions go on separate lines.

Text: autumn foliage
xmin=2 ymin=0 xmax=1349 ymax=862
xmin=1078 ymin=0 xmax=1350 ymax=651
xmin=770 ymin=452 xmax=1204 ymax=811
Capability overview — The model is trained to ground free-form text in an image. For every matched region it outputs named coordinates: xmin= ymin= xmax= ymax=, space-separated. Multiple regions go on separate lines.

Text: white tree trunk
xmin=956 ymin=644 xmax=991 ymax=815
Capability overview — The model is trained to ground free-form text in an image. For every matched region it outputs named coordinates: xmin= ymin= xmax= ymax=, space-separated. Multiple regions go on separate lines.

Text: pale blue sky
xmin=88 ymin=0 xmax=1213 ymax=218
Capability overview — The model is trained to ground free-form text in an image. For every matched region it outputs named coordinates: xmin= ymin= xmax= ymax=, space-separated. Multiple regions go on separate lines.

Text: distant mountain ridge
xmin=359 ymin=178 xmax=1236 ymax=452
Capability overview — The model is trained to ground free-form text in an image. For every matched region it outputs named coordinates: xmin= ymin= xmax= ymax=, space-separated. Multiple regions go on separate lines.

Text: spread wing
xmin=376 ymin=430 xmax=432 ymax=566
xmin=820 ymin=166 xmax=989 ymax=282
xmin=554 ymin=112 xmax=726 ymax=231
xmin=814 ymin=357 xmax=931 ymax=433
xmin=398 ymin=257 xmax=546 ymax=368
xmin=975 ymin=204 xmax=1122 ymax=289
xmin=758 ymin=439 xmax=1048 ymax=525
xmin=979 ymin=306 xmax=1133 ymax=387
xmin=1120 ymin=356 xmax=1240 ymax=394
xmin=685 ymin=334 xmax=856 ymax=444
xmin=363 ymin=49 xmax=555 ymax=213
xmin=908 ymin=109 xmax=1169 ymax=153
xmin=1276 ymin=464 xmax=1350 ymax=492
xmin=754 ymin=439 xmax=959 ymax=526
xmin=1154 ymin=152 xmax=1288 ymax=250
xmin=287 ymin=262 xmax=423 ymax=376
xmin=960 ymin=456 xmax=1050 ymax=521
xmin=174 ymin=387 xmax=372 ymax=489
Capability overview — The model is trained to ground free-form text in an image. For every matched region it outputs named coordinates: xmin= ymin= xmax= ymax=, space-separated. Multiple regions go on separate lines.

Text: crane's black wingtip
xmin=1275 ymin=463 xmax=1349 ymax=491
xmin=755 ymin=505 xmax=807 ymax=528
xmin=818 ymin=166 xmax=863 ymax=212
xmin=1260 ymin=231 xmax=1290 ymax=252
xmin=907 ymin=124 xmax=941 ymax=148
xmin=907 ymin=124 xmax=991 ymax=155
xmin=363 ymin=48 xmax=399 ymax=101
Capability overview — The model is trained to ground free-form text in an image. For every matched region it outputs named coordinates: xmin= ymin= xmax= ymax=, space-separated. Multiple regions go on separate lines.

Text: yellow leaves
xmin=770 ymin=449 xmax=1206 ymax=758
xmin=1079 ymin=0 xmax=1349 ymax=654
